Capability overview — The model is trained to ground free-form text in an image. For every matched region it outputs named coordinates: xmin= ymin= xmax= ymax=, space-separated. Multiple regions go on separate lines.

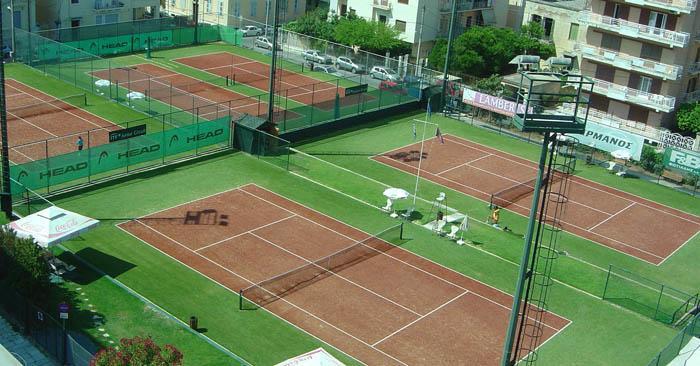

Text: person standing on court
xmin=76 ymin=136 xmax=84 ymax=151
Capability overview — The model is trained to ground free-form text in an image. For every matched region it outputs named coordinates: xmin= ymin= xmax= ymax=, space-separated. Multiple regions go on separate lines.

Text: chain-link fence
xmin=647 ymin=313 xmax=700 ymax=366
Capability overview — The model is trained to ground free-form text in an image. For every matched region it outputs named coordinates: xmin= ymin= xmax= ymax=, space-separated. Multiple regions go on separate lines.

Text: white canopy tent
xmin=274 ymin=348 xmax=345 ymax=366
xmin=7 ymin=206 xmax=99 ymax=248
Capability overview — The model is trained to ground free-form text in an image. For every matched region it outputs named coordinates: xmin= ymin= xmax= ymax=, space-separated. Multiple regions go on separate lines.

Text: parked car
xmin=241 ymin=25 xmax=262 ymax=37
xmin=302 ymin=50 xmax=333 ymax=64
xmin=254 ymin=36 xmax=281 ymax=50
xmin=335 ymin=56 xmax=365 ymax=74
xmin=313 ymin=65 xmax=343 ymax=77
xmin=370 ymin=66 xmax=400 ymax=81
xmin=379 ymin=80 xmax=407 ymax=94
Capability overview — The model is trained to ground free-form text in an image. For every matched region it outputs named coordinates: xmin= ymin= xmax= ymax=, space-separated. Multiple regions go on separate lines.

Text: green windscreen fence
xmin=10 ymin=116 xmax=231 ymax=192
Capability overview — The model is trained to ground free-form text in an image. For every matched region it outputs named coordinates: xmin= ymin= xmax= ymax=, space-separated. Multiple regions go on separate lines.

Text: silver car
xmin=302 ymin=50 xmax=333 ymax=64
xmin=241 ymin=25 xmax=262 ymax=37
xmin=336 ymin=56 xmax=365 ymax=74
xmin=314 ymin=65 xmax=343 ymax=77
xmin=370 ymin=66 xmax=400 ymax=81
xmin=254 ymin=36 xmax=280 ymax=50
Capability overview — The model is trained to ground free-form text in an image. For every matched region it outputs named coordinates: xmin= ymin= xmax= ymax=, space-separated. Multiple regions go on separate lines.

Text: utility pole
xmin=266 ymin=0 xmax=280 ymax=129
xmin=0 ymin=16 xmax=13 ymax=219
xmin=265 ymin=0 xmax=270 ymax=34
xmin=441 ymin=0 xmax=458 ymax=108
xmin=415 ymin=4 xmax=425 ymax=76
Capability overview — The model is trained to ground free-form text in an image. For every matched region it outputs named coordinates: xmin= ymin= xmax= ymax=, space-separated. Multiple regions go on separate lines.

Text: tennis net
xmin=490 ymin=171 xmax=564 ymax=209
xmin=239 ymin=223 xmax=404 ymax=309
xmin=7 ymin=94 xmax=87 ymax=121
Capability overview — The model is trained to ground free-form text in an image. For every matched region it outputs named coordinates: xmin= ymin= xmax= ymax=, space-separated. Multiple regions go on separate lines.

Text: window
xmin=71 ymin=0 xmax=79 ymax=4
xmin=294 ymin=0 xmax=299 ymax=13
xmin=640 ymin=43 xmax=663 ymax=61
xmin=398 ymin=0 xmax=408 ymax=3
xmin=612 ymin=4 xmax=621 ymax=19
xmin=638 ymin=76 xmax=653 ymax=93
xmin=379 ymin=14 xmax=387 ymax=23
xmin=600 ymin=33 xmax=622 ymax=50
xmin=568 ymin=23 xmax=579 ymax=41
xmin=395 ymin=20 xmax=406 ymax=32
xmin=531 ymin=14 xmax=542 ymax=23
xmin=71 ymin=18 xmax=80 ymax=27
xmin=205 ymin=0 xmax=211 ymax=13
xmin=340 ymin=4 xmax=347 ymax=16
xmin=465 ymin=16 xmax=472 ymax=28
xmin=218 ymin=1 xmax=223 ymax=15
xmin=234 ymin=0 xmax=240 ymax=16
xmin=96 ymin=14 xmax=118 ymax=25
xmin=12 ymin=11 xmax=21 ymax=28
xmin=542 ymin=17 xmax=554 ymax=39
xmin=695 ymin=47 xmax=700 ymax=62
xmin=687 ymin=77 xmax=697 ymax=93
xmin=251 ymin=0 xmax=257 ymax=16
xmin=649 ymin=11 xmax=667 ymax=29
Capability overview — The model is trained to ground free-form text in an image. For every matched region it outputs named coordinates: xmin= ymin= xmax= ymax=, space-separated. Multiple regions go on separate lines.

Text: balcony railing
xmin=687 ymin=62 xmax=700 ymax=74
xmin=439 ymin=0 xmax=493 ymax=12
xmin=623 ymin=0 xmax=696 ymax=14
xmin=561 ymin=104 xmax=665 ymax=141
xmin=578 ymin=44 xmax=683 ymax=80
xmin=579 ymin=11 xmax=690 ymax=48
xmin=590 ymin=77 xmax=676 ymax=112
xmin=94 ymin=0 xmax=124 ymax=10
xmin=373 ymin=0 xmax=391 ymax=10
xmin=682 ymin=89 xmax=700 ymax=102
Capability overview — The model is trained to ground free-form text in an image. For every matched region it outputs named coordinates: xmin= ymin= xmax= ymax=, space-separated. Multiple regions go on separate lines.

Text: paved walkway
xmin=0 ymin=314 xmax=58 ymax=366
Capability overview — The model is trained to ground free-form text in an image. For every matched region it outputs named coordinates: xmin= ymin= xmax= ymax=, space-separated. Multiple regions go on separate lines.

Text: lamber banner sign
xmin=570 ymin=121 xmax=645 ymax=161
xmin=663 ymin=148 xmax=700 ymax=175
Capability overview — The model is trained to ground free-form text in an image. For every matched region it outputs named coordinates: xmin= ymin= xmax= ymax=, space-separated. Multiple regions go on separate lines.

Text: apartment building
xmin=574 ymin=0 xmax=699 ymax=129
xmin=162 ymin=0 xmax=306 ymax=27
xmin=2 ymin=0 xmax=36 ymax=49
xmin=33 ymin=0 xmax=160 ymax=29
xmin=327 ymin=0 xmax=518 ymax=59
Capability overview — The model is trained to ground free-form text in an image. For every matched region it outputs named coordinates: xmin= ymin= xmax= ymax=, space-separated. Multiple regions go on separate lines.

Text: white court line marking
xmin=9 ymin=147 xmax=37 ymax=162
xmin=132 ymin=218 xmax=409 ymax=366
xmin=239 ymin=185 xmax=565 ymax=332
xmin=116 ymin=223 xmax=368 ymax=366
xmin=589 ymin=203 xmax=636 ymax=231
xmin=444 ymin=135 xmax=700 ymax=225
xmin=194 ymin=214 xmax=297 ymax=252
xmin=372 ymin=291 xmax=468 ymax=346
xmin=249 ymin=231 xmax=423 ymax=317
xmin=373 ymin=155 xmax=665 ymax=261
xmin=435 ymin=153 xmax=493 ymax=175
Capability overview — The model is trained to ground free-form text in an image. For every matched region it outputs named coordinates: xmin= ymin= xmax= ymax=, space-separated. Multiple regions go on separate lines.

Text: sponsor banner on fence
xmin=11 ymin=117 xmax=230 ymax=190
xmin=663 ymin=148 xmax=700 ymax=175
xmin=570 ymin=120 xmax=645 ymax=160
xmin=461 ymin=87 xmax=532 ymax=117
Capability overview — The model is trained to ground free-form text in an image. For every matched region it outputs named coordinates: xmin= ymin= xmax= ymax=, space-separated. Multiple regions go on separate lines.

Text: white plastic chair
xmin=447 ymin=225 xmax=459 ymax=240
xmin=435 ymin=220 xmax=447 ymax=234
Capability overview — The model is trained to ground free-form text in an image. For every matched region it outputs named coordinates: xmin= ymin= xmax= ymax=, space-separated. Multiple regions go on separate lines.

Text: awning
xmin=8 ymin=206 xmax=99 ymax=248
xmin=274 ymin=348 xmax=345 ymax=366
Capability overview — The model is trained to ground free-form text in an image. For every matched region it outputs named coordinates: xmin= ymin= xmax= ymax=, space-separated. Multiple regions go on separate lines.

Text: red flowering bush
xmin=90 ymin=336 xmax=183 ymax=366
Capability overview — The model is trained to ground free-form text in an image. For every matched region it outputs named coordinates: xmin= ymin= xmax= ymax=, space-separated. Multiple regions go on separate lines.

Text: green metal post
xmin=601 ymin=264 xmax=613 ymax=299
xmin=501 ymin=133 xmax=551 ymax=366
xmin=654 ymin=285 xmax=665 ymax=320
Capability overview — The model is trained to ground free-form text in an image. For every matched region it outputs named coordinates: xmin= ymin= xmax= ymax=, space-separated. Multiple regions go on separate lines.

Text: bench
xmin=661 ymin=170 xmax=684 ymax=184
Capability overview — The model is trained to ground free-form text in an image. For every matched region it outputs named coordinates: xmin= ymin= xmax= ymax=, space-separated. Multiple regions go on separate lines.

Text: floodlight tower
xmin=501 ymin=71 xmax=594 ymax=366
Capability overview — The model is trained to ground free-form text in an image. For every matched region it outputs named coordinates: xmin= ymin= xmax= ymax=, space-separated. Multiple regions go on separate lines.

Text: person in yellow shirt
xmin=490 ymin=206 xmax=501 ymax=228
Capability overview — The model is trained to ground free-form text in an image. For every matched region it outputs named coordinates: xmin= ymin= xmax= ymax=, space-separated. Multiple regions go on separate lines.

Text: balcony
xmin=578 ymin=45 xmax=683 ymax=80
xmin=682 ymin=89 xmax=700 ymax=102
xmin=560 ymin=105 xmax=665 ymax=140
xmin=94 ymin=0 xmax=124 ymax=10
xmin=579 ymin=11 xmax=690 ymax=48
xmin=373 ymin=0 xmax=391 ymax=10
xmin=688 ymin=62 xmax=700 ymax=74
xmin=590 ymin=77 xmax=676 ymax=112
xmin=439 ymin=0 xmax=493 ymax=12
xmin=623 ymin=0 xmax=696 ymax=15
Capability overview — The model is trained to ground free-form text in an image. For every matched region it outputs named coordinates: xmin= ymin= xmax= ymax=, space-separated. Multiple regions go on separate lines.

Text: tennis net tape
xmin=490 ymin=170 xmax=564 ymax=209
xmin=240 ymin=223 xmax=403 ymax=309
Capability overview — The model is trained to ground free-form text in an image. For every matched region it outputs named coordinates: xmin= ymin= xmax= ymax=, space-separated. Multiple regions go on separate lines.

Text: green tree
xmin=475 ymin=74 xmax=504 ymax=95
xmin=0 ymin=227 xmax=50 ymax=302
xmin=333 ymin=17 xmax=408 ymax=55
xmin=676 ymin=102 xmax=700 ymax=134
xmin=284 ymin=8 xmax=337 ymax=40
xmin=91 ymin=336 xmax=183 ymax=366
xmin=520 ymin=21 xmax=545 ymax=40
xmin=429 ymin=26 xmax=556 ymax=78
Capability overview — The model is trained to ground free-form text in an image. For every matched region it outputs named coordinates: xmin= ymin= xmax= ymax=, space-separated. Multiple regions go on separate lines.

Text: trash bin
xmin=189 ymin=316 xmax=198 ymax=330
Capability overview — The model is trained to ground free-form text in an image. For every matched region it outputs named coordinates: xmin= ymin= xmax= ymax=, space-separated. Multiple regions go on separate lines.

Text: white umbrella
xmin=611 ymin=149 xmax=632 ymax=160
xmin=126 ymin=91 xmax=145 ymax=100
xmin=383 ymin=187 xmax=410 ymax=200
xmin=8 ymin=206 xmax=99 ymax=248
xmin=94 ymin=79 xmax=111 ymax=88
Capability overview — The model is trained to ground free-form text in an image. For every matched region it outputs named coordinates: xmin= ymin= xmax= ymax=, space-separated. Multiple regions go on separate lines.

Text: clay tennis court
xmin=373 ymin=134 xmax=700 ymax=265
xmin=5 ymin=79 xmax=120 ymax=164
xmin=174 ymin=52 xmax=371 ymax=111
xmin=92 ymin=64 xmax=298 ymax=121
xmin=118 ymin=183 xmax=569 ymax=365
